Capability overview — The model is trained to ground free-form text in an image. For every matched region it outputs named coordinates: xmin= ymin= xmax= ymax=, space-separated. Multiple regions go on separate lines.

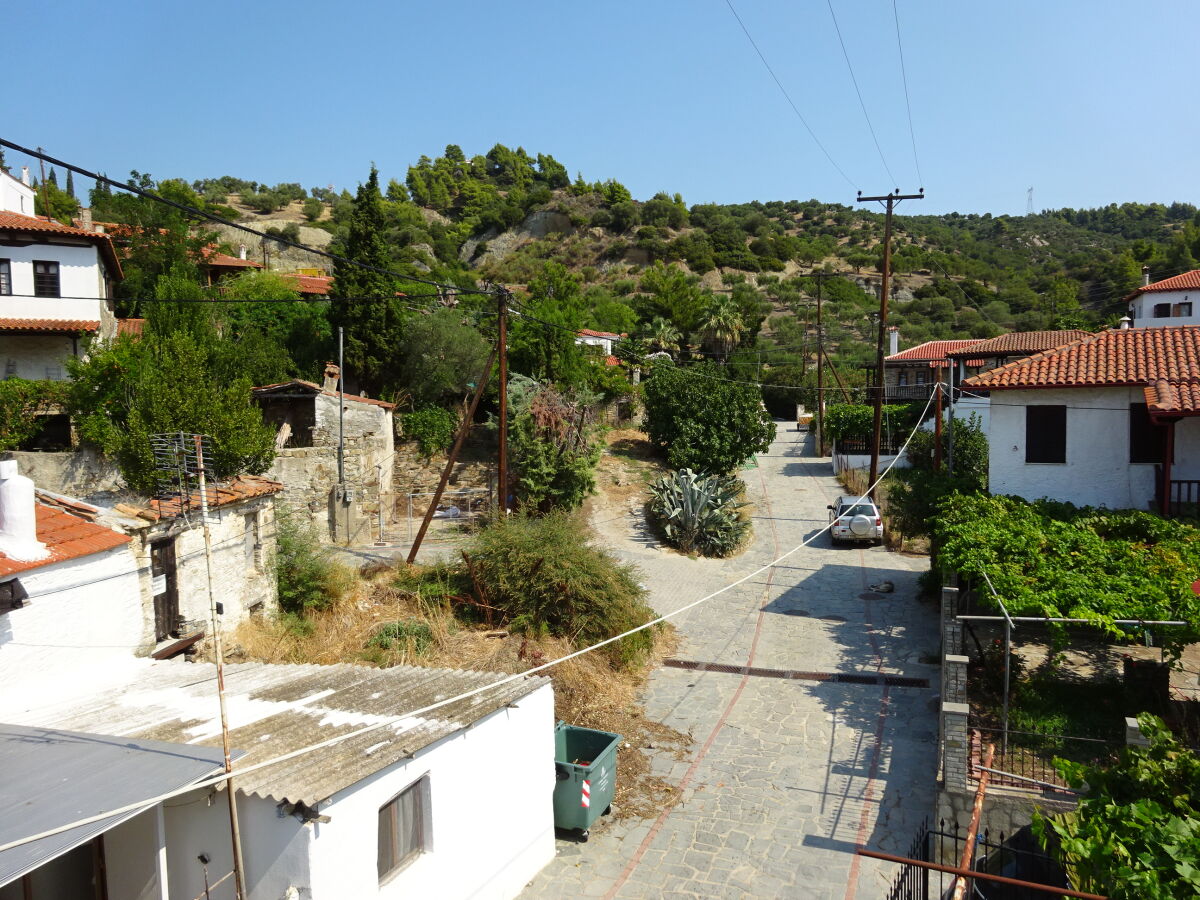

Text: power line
xmin=891 ymin=0 xmax=924 ymax=188
xmin=722 ymin=0 xmax=858 ymax=190
xmin=0 ymin=397 xmax=936 ymax=858
xmin=826 ymin=0 xmax=898 ymax=187
xmin=0 ymin=137 xmax=490 ymax=299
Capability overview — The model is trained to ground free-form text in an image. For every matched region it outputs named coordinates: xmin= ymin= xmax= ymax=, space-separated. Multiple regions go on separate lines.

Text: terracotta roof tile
xmin=0 ymin=318 xmax=98 ymax=333
xmin=885 ymin=339 xmax=984 ymax=366
xmin=116 ymin=318 xmax=144 ymax=337
xmin=1144 ymin=378 xmax=1200 ymax=415
xmin=280 ymin=274 xmax=331 ymax=296
xmin=251 ymin=379 xmax=396 ymax=409
xmin=964 ymin=326 xmax=1200 ymax=392
xmin=142 ymin=475 xmax=284 ymax=522
xmin=206 ymin=252 xmax=262 ymax=269
xmin=0 ymin=211 xmax=123 ymax=279
xmin=0 ymin=504 xmax=130 ymax=577
xmin=578 ymin=329 xmax=620 ymax=338
xmin=947 ymin=330 xmax=1092 ymax=358
xmin=1129 ymin=270 xmax=1200 ymax=297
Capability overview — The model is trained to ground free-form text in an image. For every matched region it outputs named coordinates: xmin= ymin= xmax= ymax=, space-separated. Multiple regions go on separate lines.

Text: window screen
xmin=1129 ymin=403 xmax=1169 ymax=464
xmin=1025 ymin=405 xmax=1066 ymax=463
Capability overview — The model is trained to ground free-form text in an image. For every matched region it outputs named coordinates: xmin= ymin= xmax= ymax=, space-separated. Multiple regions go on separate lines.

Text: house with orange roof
xmin=877 ymin=330 xmax=986 ymax=402
xmin=963 ymin=323 xmax=1200 ymax=514
xmin=0 ymin=168 xmax=122 ymax=384
xmin=1125 ymin=267 xmax=1200 ymax=328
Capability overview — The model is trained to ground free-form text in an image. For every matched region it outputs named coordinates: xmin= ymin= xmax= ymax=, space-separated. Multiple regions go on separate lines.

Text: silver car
xmin=827 ymin=496 xmax=884 ymax=546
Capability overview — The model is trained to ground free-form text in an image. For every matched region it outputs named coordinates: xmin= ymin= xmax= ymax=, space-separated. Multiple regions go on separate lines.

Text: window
xmin=1025 ymin=405 xmax=1066 ymax=463
xmin=378 ymin=778 xmax=429 ymax=881
xmin=244 ymin=512 xmax=263 ymax=571
xmin=1153 ymin=302 xmax=1171 ymax=318
xmin=1173 ymin=302 xmax=1193 ymax=317
xmin=916 ymin=369 xmax=927 ymax=385
xmin=1129 ymin=403 xmax=1170 ymax=464
xmin=33 ymin=261 xmax=60 ymax=297
xmin=897 ymin=371 xmax=908 ymax=386
xmin=0 ymin=259 xmax=10 ymax=295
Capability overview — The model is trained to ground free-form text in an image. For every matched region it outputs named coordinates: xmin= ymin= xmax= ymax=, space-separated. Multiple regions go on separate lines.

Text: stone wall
xmin=13 ymin=447 xmax=125 ymax=498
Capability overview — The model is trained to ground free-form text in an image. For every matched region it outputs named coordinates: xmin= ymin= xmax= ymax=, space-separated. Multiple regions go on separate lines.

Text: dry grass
xmin=229 ymin=569 xmax=690 ymax=821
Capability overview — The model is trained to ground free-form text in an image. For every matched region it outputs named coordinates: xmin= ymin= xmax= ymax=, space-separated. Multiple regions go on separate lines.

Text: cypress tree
xmin=65 ymin=170 xmax=75 ymax=199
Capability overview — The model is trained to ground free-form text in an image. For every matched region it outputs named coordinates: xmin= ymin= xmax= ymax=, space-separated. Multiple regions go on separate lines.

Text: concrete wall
xmin=12 ymin=448 xmax=125 ymax=497
xmin=988 ymin=385 xmax=1200 ymax=509
xmin=0 ymin=546 xmax=144 ymax=683
xmin=1130 ymin=289 xmax=1200 ymax=327
xmin=0 ymin=242 xmax=109 ymax=316
xmin=0 ymin=333 xmax=82 ymax=381
xmin=309 ymin=682 xmax=555 ymax=900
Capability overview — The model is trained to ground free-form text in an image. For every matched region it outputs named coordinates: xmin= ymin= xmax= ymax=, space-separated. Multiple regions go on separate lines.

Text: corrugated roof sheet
xmin=252 ymin=379 xmax=396 ymax=409
xmin=964 ymin=325 xmax=1200 ymax=391
xmin=946 ymin=330 xmax=1092 ymax=358
xmin=0 ymin=503 xmax=130 ymax=577
xmin=0 ymin=723 xmax=228 ymax=886
xmin=18 ymin=660 xmax=549 ymax=807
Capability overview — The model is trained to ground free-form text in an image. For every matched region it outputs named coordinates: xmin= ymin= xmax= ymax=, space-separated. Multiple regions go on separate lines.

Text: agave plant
xmin=648 ymin=468 xmax=750 ymax=557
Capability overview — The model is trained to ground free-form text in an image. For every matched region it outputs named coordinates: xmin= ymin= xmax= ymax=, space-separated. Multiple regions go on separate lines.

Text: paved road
xmin=521 ymin=423 xmax=940 ymax=899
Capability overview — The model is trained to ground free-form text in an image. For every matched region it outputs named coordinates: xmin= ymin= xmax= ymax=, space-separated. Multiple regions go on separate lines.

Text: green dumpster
xmin=552 ymin=721 xmax=621 ymax=840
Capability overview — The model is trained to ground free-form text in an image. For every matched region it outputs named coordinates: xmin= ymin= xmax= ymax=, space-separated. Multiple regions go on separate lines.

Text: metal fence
xmin=885 ymin=819 xmax=1071 ymax=900
xmin=401 ymin=488 xmax=492 ymax=541
xmin=969 ymin=720 xmax=1118 ymax=791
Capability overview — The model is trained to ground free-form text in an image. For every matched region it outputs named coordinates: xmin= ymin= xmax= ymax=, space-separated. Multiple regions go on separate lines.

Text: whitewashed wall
xmin=308 ymin=682 xmax=555 ymax=900
xmin=988 ymin=385 xmax=1200 ymax=509
xmin=104 ymin=806 xmax=168 ymax=900
xmin=1129 ymin=290 xmax=1200 ymax=327
xmin=0 ymin=546 xmax=143 ymax=683
xmin=951 ymin=394 xmax=990 ymax=436
xmin=0 ymin=171 xmax=35 ymax=215
xmin=0 ymin=243 xmax=108 ymax=316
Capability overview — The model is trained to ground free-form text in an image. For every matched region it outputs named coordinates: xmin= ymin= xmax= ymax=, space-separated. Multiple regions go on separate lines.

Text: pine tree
xmin=329 ymin=167 xmax=402 ymax=395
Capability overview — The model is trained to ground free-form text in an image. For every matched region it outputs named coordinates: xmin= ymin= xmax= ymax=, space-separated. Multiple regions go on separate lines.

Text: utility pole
xmin=806 ymin=272 xmax=841 ymax=457
xmin=934 ymin=367 xmax=944 ymax=472
xmin=856 ymin=189 xmax=924 ymax=496
xmin=496 ymin=288 xmax=510 ymax=515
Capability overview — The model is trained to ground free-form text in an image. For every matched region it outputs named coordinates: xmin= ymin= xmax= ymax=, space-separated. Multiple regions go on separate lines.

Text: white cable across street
xmin=0 ymin=392 xmax=935 ymax=856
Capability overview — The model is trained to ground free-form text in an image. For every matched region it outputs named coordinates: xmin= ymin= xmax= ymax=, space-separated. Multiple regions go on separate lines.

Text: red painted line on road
xmin=603 ymin=434 xmax=786 ymax=900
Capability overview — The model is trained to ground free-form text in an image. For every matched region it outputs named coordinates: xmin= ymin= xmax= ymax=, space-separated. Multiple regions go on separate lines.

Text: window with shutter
xmin=1025 ymin=405 xmax=1066 ymax=463
xmin=1129 ymin=403 xmax=1170 ymax=464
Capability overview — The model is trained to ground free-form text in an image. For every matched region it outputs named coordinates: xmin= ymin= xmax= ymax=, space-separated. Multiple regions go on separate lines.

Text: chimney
xmin=79 ymin=207 xmax=93 ymax=232
xmin=0 ymin=459 xmax=49 ymax=562
xmin=1142 ymin=265 xmax=1151 ymax=287
xmin=322 ymin=362 xmax=340 ymax=392
xmin=238 ymin=244 xmax=247 ymax=260
xmin=1118 ymin=316 xmax=1132 ymax=330
xmin=888 ymin=326 xmax=900 ymax=357
xmin=20 ymin=166 xmax=30 ymax=186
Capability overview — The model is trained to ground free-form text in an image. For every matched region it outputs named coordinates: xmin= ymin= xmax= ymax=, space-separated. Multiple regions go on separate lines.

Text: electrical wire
xmin=722 ymin=0 xmax=858 ymax=190
xmin=826 ymin=0 xmax=898 ymax=187
xmin=0 ymin=137 xmax=491 ymax=299
xmin=0 ymin=392 xmax=935 ymax=856
xmin=892 ymin=0 xmax=924 ymax=188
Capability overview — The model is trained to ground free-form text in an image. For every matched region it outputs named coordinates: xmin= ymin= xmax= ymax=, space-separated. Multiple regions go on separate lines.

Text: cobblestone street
xmin=521 ymin=423 xmax=940 ymax=899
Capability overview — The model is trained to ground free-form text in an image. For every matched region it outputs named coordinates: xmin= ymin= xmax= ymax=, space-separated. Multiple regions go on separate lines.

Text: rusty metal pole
xmin=951 ymin=741 xmax=995 ymax=900
xmin=194 ymin=436 xmax=247 ymax=900
xmin=406 ymin=344 xmax=498 ymax=565
xmin=497 ymin=288 xmax=509 ymax=514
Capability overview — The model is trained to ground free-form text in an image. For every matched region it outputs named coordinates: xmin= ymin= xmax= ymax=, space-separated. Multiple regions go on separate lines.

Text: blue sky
xmin=8 ymin=0 xmax=1197 ymax=215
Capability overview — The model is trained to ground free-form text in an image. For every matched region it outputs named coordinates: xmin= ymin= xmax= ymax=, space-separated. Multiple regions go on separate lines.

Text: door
xmin=150 ymin=539 xmax=179 ymax=641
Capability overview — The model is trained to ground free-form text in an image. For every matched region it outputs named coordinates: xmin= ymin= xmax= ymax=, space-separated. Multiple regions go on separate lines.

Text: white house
xmin=1125 ymin=268 xmax=1200 ymax=328
xmin=964 ymin=324 xmax=1200 ymax=513
xmin=0 ymin=168 xmax=123 ymax=382
xmin=574 ymin=329 xmax=620 ymax=357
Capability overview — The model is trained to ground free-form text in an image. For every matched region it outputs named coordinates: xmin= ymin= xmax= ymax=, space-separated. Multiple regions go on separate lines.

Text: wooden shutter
xmin=1025 ymin=405 xmax=1066 ymax=463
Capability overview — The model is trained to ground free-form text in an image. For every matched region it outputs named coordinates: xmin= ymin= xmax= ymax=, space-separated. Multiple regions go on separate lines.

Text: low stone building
xmin=253 ymin=367 xmax=395 ymax=544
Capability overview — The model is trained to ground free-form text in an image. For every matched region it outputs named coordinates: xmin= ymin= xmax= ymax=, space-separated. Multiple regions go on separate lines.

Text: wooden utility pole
xmin=856 ymin=190 xmax=924 ymax=496
xmin=807 ymin=272 xmax=841 ymax=456
xmin=496 ymin=288 xmax=510 ymax=514
xmin=934 ymin=366 xmax=944 ymax=472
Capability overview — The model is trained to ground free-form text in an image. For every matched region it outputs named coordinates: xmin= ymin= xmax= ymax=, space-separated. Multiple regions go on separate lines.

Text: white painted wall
xmin=951 ymin=394 xmax=990 ymax=437
xmin=1129 ymin=290 xmax=1200 ymax=327
xmin=575 ymin=334 xmax=614 ymax=355
xmin=0 ymin=546 xmax=143 ymax=685
xmin=0 ymin=170 xmax=35 ymax=216
xmin=308 ymin=682 xmax=555 ymax=900
xmin=104 ymin=806 xmax=167 ymax=900
xmin=988 ymin=385 xmax=1200 ymax=509
xmin=0 ymin=242 xmax=108 ymax=315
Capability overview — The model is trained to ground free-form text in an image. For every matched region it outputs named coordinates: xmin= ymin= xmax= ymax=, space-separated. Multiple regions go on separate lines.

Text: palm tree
xmin=646 ymin=317 xmax=682 ymax=359
xmin=699 ymin=297 xmax=745 ymax=362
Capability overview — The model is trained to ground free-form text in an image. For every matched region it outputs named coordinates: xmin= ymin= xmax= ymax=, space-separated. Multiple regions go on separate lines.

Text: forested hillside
xmin=25 ymin=142 xmax=1200 ymax=411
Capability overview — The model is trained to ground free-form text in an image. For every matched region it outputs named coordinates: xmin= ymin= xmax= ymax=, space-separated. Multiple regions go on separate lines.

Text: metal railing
xmin=885 ymin=819 xmax=1071 ymax=900
xmin=969 ymin=720 xmax=1118 ymax=791
xmin=835 ymin=435 xmax=906 ymax=455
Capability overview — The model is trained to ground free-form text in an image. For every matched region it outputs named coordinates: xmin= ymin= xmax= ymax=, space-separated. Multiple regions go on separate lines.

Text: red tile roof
xmin=1126 ymin=270 xmax=1200 ymax=300
xmin=964 ymin=326 xmax=1200 ymax=392
xmin=578 ymin=329 xmax=620 ymax=338
xmin=140 ymin=475 xmax=285 ymax=522
xmin=947 ymin=330 xmax=1092 ymax=358
xmin=1145 ymin=378 xmax=1200 ymax=415
xmin=252 ymin=379 xmax=396 ymax=409
xmin=206 ymin=252 xmax=262 ymax=269
xmin=885 ymin=339 xmax=984 ymax=366
xmin=281 ymin=274 xmax=332 ymax=296
xmin=0 ymin=211 xmax=123 ymax=279
xmin=0 ymin=318 xmax=99 ymax=333
xmin=116 ymin=318 xmax=145 ymax=337
xmin=0 ymin=503 xmax=130 ymax=577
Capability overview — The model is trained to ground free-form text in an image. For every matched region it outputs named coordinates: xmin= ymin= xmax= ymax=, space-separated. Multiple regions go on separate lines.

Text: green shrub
xmin=463 ymin=511 xmax=656 ymax=667
xmin=647 ymin=469 xmax=750 ymax=557
xmin=274 ymin=516 xmax=346 ymax=615
xmin=402 ymin=407 xmax=457 ymax=458
xmin=369 ymin=619 xmax=433 ymax=654
xmin=0 ymin=379 xmax=69 ymax=451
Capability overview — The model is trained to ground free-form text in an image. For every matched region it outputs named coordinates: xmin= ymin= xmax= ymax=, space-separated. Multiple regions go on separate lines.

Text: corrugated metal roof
xmin=18 ymin=660 xmax=549 ymax=807
xmin=0 ymin=723 xmax=228 ymax=887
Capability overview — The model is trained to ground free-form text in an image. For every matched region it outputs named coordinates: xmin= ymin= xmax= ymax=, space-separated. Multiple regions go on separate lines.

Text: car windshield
xmin=839 ymin=504 xmax=875 ymax=517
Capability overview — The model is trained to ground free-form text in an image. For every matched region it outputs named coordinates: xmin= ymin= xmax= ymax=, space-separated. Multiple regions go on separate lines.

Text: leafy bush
xmin=402 ymin=407 xmax=457 ymax=459
xmin=643 ymin=361 xmax=775 ymax=475
xmin=0 ymin=379 xmax=70 ymax=451
xmin=1034 ymin=714 xmax=1200 ymax=899
xmin=302 ymin=197 xmax=323 ymax=222
xmin=369 ymin=619 xmax=433 ymax=655
xmin=823 ymin=402 xmax=919 ymax=441
xmin=508 ymin=382 xmax=602 ymax=512
xmin=887 ymin=414 xmax=988 ymax=540
xmin=648 ymin=469 xmax=749 ymax=556
xmin=274 ymin=516 xmax=346 ymax=615
xmin=463 ymin=512 xmax=656 ymax=667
